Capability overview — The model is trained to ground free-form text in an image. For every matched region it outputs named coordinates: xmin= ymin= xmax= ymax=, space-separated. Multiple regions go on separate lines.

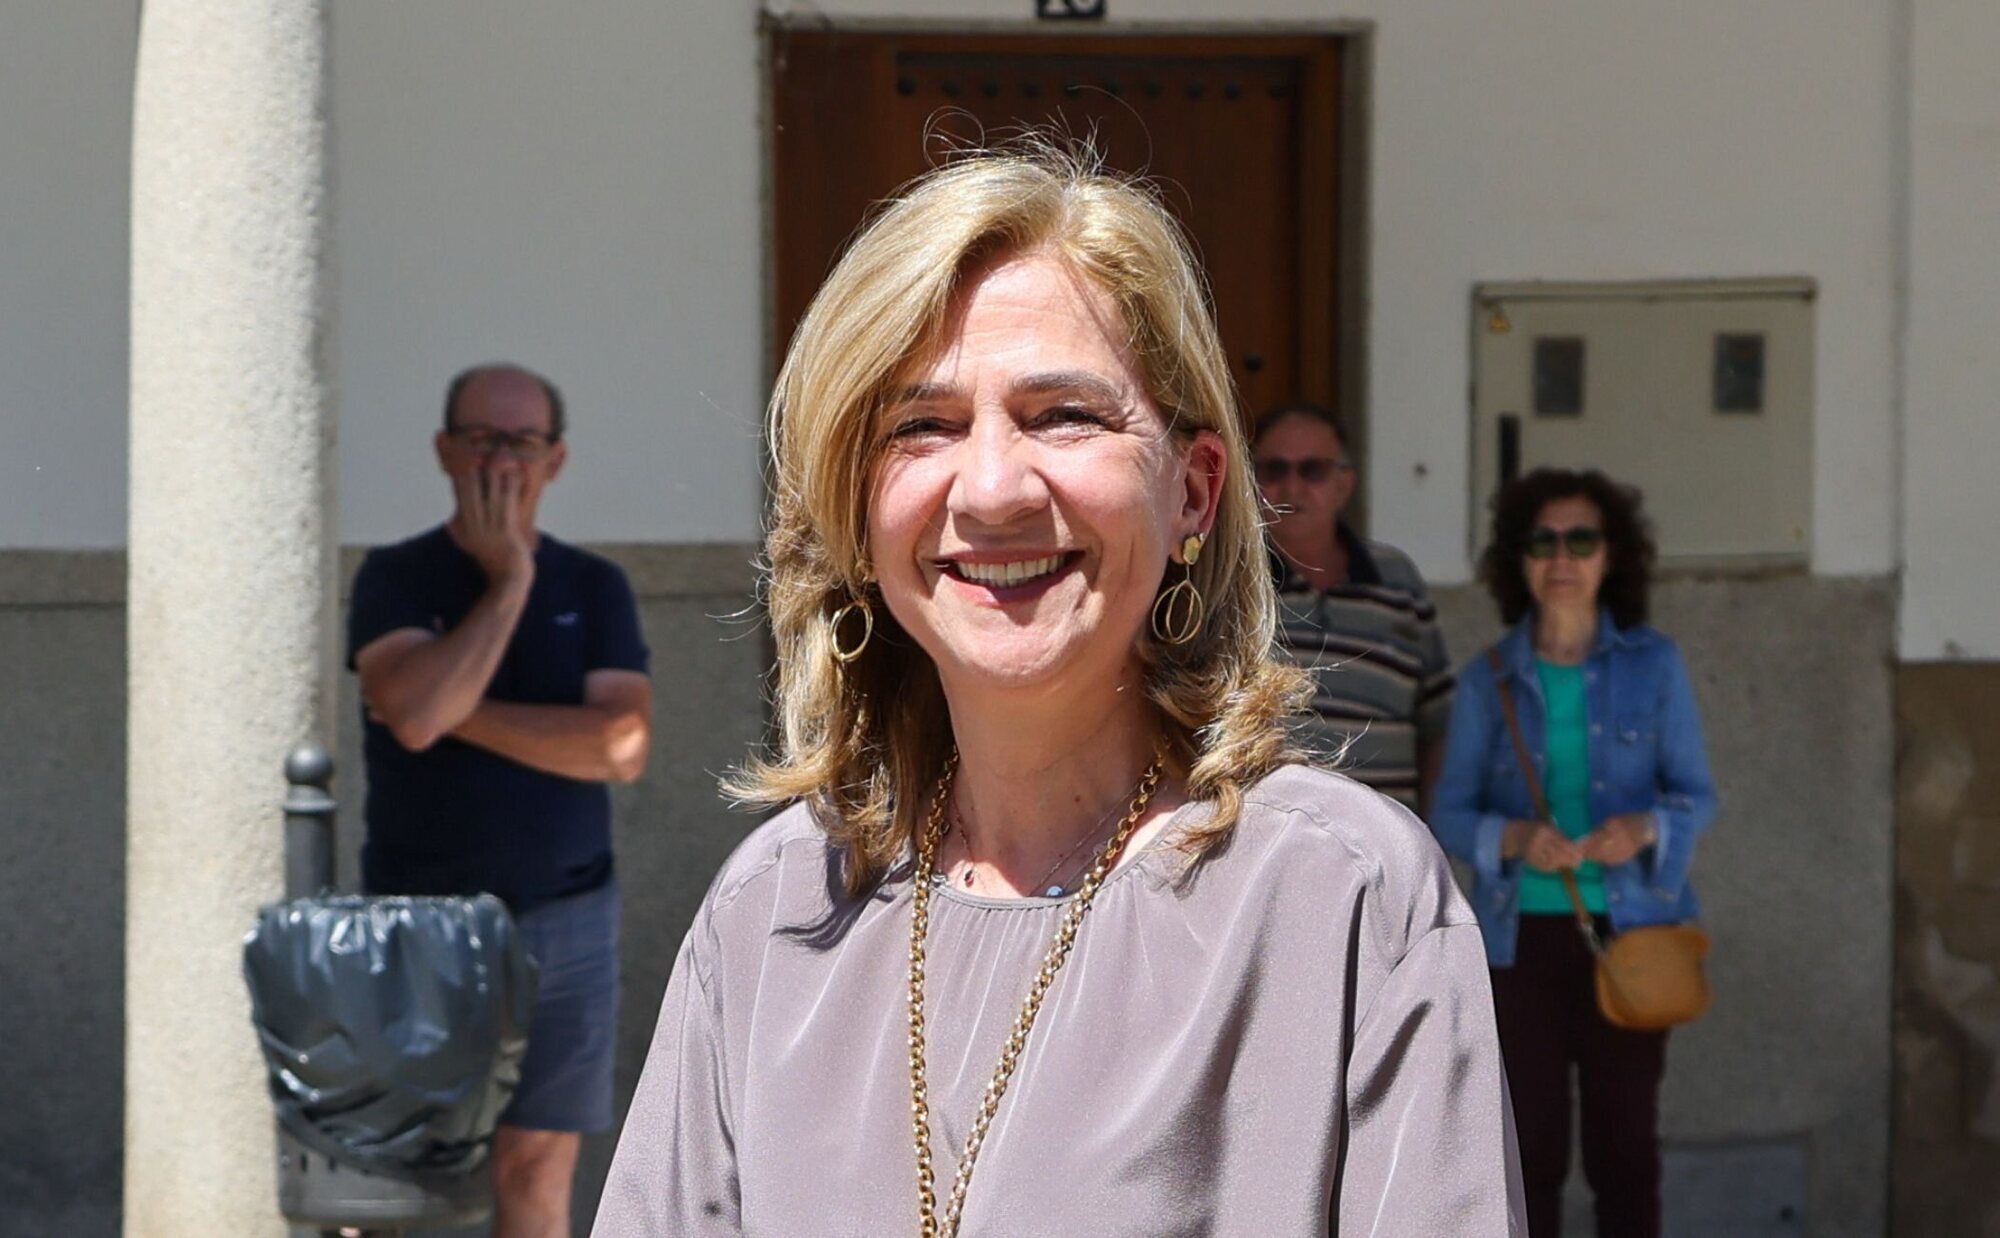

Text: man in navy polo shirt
xmin=348 ymin=363 xmax=651 ymax=1237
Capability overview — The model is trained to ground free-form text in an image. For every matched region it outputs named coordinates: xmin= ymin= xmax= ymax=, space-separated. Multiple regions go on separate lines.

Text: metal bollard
xmin=278 ymin=743 xmax=369 ymax=1238
xmin=284 ymin=742 xmax=337 ymax=899
xmin=278 ymin=746 xmax=387 ymax=1238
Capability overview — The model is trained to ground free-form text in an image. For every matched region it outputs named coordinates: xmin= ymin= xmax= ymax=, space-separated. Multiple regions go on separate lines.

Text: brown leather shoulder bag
xmin=1487 ymin=648 xmax=1712 ymax=1031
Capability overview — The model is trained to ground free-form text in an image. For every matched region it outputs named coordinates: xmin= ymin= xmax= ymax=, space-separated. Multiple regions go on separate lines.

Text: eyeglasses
xmin=1253 ymin=456 xmax=1351 ymax=486
xmin=448 ymin=426 xmax=558 ymax=460
xmin=1524 ymin=525 xmax=1606 ymax=560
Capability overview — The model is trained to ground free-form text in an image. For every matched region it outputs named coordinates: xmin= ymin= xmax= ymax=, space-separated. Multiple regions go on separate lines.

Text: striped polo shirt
xmin=1271 ymin=527 xmax=1455 ymax=811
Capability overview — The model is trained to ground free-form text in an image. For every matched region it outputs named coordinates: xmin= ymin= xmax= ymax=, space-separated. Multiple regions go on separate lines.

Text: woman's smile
xmin=938 ymin=551 xmax=1083 ymax=597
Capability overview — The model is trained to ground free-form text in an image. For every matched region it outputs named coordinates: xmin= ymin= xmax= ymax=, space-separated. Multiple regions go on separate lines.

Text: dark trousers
xmin=1491 ymin=914 xmax=1668 ymax=1238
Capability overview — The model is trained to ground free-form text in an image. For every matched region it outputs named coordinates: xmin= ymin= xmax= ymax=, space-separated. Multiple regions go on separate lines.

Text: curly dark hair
xmin=1479 ymin=468 xmax=1656 ymax=629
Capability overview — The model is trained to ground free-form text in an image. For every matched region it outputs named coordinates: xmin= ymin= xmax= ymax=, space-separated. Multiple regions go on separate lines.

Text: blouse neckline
xmin=925 ymin=797 xmax=1203 ymax=911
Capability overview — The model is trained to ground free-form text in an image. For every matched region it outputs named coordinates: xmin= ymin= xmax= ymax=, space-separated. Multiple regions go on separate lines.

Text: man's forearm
xmin=368 ymin=573 xmax=532 ymax=750
xmin=452 ymin=699 xmax=650 ymax=783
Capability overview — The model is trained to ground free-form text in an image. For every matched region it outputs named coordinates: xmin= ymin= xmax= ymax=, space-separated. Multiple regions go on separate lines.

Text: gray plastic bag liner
xmin=243 ymin=893 xmax=539 ymax=1178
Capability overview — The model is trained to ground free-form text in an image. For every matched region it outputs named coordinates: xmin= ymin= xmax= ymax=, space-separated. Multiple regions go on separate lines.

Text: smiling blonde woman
xmin=596 ymin=144 xmax=1525 ymax=1237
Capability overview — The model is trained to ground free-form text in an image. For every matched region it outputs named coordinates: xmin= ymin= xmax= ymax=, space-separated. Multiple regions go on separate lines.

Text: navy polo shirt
xmin=346 ymin=525 xmax=649 ymax=913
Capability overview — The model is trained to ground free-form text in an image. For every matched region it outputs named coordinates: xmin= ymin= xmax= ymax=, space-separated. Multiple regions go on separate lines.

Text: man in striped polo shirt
xmin=1254 ymin=403 xmax=1454 ymax=814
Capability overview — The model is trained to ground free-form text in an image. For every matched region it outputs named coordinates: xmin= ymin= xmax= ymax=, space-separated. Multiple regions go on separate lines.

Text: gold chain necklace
xmin=907 ymin=749 xmax=1164 ymax=1237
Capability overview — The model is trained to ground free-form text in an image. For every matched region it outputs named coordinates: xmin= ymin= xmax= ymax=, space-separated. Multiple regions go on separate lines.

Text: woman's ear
xmin=1176 ymin=429 xmax=1228 ymax=554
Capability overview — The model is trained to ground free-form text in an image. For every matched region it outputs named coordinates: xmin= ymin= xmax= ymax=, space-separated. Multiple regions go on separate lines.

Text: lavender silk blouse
xmin=595 ymin=765 xmax=1526 ymax=1236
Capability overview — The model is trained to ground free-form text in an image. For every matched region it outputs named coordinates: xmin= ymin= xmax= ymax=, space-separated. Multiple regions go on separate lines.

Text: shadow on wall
xmin=1892 ymin=662 xmax=2000 ymax=1237
xmin=0 ymin=580 xmax=125 ymax=1238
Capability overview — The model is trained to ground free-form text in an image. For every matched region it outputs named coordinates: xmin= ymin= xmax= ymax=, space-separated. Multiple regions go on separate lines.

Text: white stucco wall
xmin=1900 ymin=0 xmax=2000 ymax=660
xmin=783 ymin=0 xmax=1903 ymax=583
xmin=330 ymin=0 xmax=765 ymax=545
xmin=8 ymin=1 xmax=1995 ymax=648
xmin=0 ymin=2 xmax=135 ymax=549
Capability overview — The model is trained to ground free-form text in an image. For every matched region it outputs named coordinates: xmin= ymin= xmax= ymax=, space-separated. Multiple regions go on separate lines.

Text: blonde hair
xmin=733 ymin=141 xmax=1311 ymax=894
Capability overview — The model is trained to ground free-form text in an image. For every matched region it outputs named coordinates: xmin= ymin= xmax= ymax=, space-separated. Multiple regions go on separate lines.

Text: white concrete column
xmin=127 ymin=3 xmax=332 ymax=1234
xmin=1901 ymin=0 xmax=2000 ymax=659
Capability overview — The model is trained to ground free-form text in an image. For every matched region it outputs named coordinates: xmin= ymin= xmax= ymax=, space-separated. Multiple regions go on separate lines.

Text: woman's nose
xmin=950 ymin=418 xmax=1046 ymax=525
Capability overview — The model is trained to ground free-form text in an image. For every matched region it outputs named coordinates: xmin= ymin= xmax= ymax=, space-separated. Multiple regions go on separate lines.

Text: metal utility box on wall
xmin=1471 ymin=280 xmax=1815 ymax=564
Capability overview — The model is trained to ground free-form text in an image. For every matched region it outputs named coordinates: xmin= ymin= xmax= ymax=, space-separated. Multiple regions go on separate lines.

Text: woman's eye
xmin=1034 ymin=405 xmax=1104 ymax=428
xmin=887 ymin=416 xmax=951 ymax=439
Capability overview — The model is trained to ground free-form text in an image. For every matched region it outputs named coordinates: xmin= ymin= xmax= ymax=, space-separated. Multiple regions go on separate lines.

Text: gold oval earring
xmin=831 ymin=595 xmax=874 ymax=664
xmin=1151 ymin=533 xmax=1206 ymax=646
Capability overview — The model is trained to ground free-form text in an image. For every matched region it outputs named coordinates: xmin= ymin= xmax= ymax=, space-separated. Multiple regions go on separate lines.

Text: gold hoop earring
xmin=1151 ymin=541 xmax=1205 ymax=646
xmin=1153 ymin=575 xmax=1203 ymax=645
xmin=830 ymin=595 xmax=874 ymax=664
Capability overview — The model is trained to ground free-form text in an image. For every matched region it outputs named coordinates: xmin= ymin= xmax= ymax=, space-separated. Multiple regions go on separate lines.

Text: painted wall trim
xmin=0 ymin=543 xmax=763 ymax=608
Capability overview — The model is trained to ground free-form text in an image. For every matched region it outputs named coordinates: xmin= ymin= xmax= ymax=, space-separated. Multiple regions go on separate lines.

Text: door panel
xmin=769 ymin=30 xmax=1343 ymax=424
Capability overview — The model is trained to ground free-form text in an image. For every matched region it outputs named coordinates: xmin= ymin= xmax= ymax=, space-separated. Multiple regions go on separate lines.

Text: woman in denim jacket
xmin=1432 ymin=468 xmax=1717 ymax=1238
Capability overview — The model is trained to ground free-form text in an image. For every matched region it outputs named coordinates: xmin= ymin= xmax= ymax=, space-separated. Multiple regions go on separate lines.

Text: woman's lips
xmin=939 ymin=552 xmax=1081 ymax=597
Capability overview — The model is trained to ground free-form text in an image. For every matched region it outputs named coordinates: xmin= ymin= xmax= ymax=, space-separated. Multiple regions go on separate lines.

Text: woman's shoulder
xmin=677 ymin=802 xmax=863 ymax=980
xmin=1240 ymin=764 xmax=1440 ymax=861
xmin=1453 ymin=641 xmax=1502 ymax=685
xmin=701 ymin=801 xmax=839 ymax=918
xmin=1608 ymin=621 xmax=1686 ymax=671
xmin=1228 ymin=764 xmax=1475 ymax=945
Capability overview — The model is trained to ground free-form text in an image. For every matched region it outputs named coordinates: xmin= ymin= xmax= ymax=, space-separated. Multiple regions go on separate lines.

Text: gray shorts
xmin=502 ymin=877 xmax=621 ymax=1133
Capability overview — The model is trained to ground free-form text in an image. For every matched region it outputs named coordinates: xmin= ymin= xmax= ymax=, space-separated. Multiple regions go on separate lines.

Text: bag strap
xmin=1486 ymin=647 xmax=1602 ymax=953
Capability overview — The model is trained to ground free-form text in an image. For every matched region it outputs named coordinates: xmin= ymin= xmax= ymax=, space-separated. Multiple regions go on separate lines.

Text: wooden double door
xmin=768 ymin=28 xmax=1346 ymax=424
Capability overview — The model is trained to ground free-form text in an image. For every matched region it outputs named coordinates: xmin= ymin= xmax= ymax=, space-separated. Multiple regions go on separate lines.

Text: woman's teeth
xmin=955 ymin=555 xmax=1064 ymax=587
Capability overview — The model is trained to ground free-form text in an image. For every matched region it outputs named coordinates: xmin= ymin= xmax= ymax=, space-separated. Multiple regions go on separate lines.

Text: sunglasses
xmin=1254 ymin=456 xmax=1351 ymax=486
xmin=1524 ymin=525 xmax=1606 ymax=560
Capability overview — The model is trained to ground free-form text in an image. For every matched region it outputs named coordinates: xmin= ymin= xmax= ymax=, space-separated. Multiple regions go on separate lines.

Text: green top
xmin=1519 ymin=660 xmax=1607 ymax=915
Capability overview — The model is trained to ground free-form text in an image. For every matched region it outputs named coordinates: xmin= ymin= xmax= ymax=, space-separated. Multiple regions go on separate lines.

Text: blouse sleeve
xmin=592 ymin=927 xmax=739 ymax=1235
xmin=1336 ymin=922 xmax=1527 ymax=1236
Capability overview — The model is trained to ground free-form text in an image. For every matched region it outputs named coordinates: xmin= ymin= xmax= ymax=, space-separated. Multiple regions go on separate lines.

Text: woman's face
xmin=1522 ymin=495 xmax=1609 ymax=612
xmin=867 ymin=251 xmax=1224 ymax=702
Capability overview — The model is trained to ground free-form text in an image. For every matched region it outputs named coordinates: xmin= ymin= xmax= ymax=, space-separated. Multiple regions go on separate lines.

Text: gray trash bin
xmin=274 ymin=1125 xmax=494 ymax=1229
xmin=244 ymin=893 xmax=538 ymax=1230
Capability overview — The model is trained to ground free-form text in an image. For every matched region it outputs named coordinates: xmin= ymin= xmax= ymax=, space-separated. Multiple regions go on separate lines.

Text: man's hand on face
xmin=453 ymin=461 xmax=536 ymax=586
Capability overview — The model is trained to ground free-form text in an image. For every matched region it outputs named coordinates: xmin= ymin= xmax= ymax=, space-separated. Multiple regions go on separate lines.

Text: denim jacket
xmin=1429 ymin=611 xmax=1718 ymax=967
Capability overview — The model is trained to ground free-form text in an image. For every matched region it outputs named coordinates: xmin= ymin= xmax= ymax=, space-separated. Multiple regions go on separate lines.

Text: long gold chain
xmin=907 ymin=750 xmax=1164 ymax=1237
